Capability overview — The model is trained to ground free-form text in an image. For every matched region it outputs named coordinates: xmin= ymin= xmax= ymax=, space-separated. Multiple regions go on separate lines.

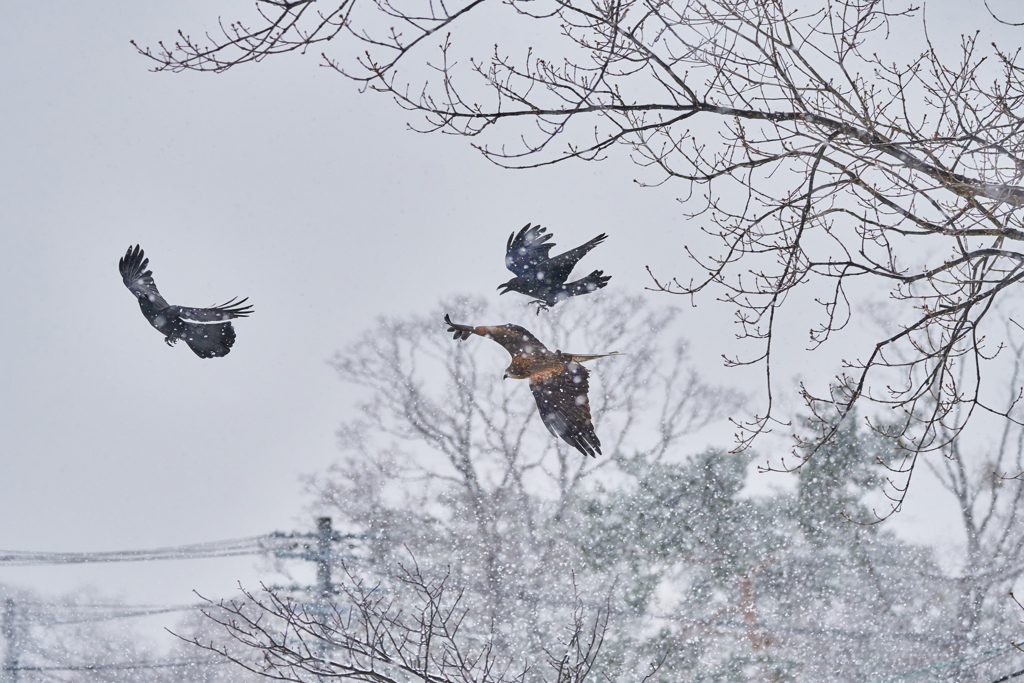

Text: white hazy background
xmin=0 ymin=0 xmax=1014 ymax=640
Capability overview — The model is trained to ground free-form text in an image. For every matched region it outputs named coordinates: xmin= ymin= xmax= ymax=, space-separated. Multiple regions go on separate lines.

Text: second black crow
xmin=497 ymin=224 xmax=610 ymax=311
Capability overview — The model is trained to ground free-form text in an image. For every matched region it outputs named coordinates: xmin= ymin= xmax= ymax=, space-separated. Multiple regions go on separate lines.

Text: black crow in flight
xmin=497 ymin=224 xmax=611 ymax=312
xmin=444 ymin=314 xmax=618 ymax=457
xmin=118 ymin=245 xmax=253 ymax=358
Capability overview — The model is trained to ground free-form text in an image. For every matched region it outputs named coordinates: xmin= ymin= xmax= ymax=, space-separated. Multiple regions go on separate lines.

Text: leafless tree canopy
xmin=921 ymin=331 xmax=1024 ymax=652
xmin=139 ymin=0 xmax=1024 ymax=509
xmin=186 ymin=563 xmax=624 ymax=683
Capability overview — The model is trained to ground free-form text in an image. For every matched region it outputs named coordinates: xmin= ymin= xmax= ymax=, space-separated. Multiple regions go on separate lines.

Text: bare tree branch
xmin=141 ymin=0 xmax=1024 ymax=511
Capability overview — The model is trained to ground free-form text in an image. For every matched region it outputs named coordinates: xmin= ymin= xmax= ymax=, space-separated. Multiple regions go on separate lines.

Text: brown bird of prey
xmin=119 ymin=245 xmax=253 ymax=358
xmin=444 ymin=314 xmax=617 ymax=456
xmin=497 ymin=224 xmax=611 ymax=312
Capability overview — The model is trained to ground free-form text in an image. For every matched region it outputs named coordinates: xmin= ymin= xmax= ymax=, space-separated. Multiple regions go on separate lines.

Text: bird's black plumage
xmin=497 ymin=224 xmax=611 ymax=311
xmin=118 ymin=245 xmax=253 ymax=358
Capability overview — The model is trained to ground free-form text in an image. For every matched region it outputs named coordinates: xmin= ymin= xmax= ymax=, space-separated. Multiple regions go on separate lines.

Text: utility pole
xmin=2 ymin=598 xmax=19 ymax=683
xmin=266 ymin=517 xmax=362 ymax=599
xmin=313 ymin=517 xmax=335 ymax=663
xmin=315 ymin=517 xmax=333 ymax=603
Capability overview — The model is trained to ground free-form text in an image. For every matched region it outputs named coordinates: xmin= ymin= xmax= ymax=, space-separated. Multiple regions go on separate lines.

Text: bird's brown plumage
xmin=444 ymin=314 xmax=616 ymax=456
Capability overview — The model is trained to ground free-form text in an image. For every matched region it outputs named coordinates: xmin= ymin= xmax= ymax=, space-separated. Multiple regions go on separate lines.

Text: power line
xmin=14 ymin=659 xmax=226 ymax=675
xmin=22 ymin=602 xmax=203 ymax=626
xmin=0 ymin=520 xmax=366 ymax=680
xmin=0 ymin=522 xmax=368 ymax=631
xmin=0 ymin=536 xmax=267 ymax=566
xmin=0 ymin=527 xmax=371 ymax=567
xmin=993 ymin=666 xmax=1024 ymax=683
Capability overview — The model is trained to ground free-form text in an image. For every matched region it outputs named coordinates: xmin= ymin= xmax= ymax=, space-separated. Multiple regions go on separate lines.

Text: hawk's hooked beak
xmin=497 ymin=283 xmax=509 ymax=295
xmin=502 ymin=372 xmax=509 ymax=380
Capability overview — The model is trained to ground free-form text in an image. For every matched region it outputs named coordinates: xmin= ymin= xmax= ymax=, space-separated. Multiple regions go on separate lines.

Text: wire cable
xmin=13 ymin=658 xmax=228 ymax=672
xmin=0 ymin=536 xmax=268 ymax=566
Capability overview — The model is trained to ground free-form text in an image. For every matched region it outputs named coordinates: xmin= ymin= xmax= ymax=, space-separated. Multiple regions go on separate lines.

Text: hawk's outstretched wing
xmin=444 ymin=314 xmax=549 ymax=357
xmin=529 ymin=361 xmax=601 ymax=457
xmin=119 ymin=245 xmax=169 ymax=309
xmin=505 ymin=224 xmax=554 ymax=278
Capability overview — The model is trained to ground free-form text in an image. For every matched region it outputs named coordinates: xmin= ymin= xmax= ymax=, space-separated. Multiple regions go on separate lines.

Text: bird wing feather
xmin=478 ymin=323 xmax=549 ymax=358
xmin=171 ymin=297 xmax=254 ymax=322
xmin=529 ymin=361 xmax=601 ymax=457
xmin=444 ymin=315 xmax=549 ymax=358
xmin=119 ymin=245 xmax=170 ymax=309
xmin=505 ymin=224 xmax=555 ymax=278
xmin=543 ymin=233 xmax=608 ymax=283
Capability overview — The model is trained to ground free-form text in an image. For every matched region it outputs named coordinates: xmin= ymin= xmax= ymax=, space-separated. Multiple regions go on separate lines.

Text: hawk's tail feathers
xmin=569 ymin=352 xmax=620 ymax=363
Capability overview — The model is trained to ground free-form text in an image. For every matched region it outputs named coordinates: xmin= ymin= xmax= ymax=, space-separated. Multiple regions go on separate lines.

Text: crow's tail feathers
xmin=182 ymin=321 xmax=237 ymax=358
xmin=564 ymin=270 xmax=611 ymax=298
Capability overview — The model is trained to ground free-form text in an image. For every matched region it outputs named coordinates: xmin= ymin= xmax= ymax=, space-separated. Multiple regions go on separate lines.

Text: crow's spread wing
xmin=543 ymin=233 xmax=608 ymax=283
xmin=444 ymin=315 xmax=549 ymax=358
xmin=529 ymin=361 xmax=601 ymax=457
xmin=505 ymin=224 xmax=554 ymax=277
xmin=170 ymin=297 xmax=254 ymax=322
xmin=119 ymin=245 xmax=169 ymax=308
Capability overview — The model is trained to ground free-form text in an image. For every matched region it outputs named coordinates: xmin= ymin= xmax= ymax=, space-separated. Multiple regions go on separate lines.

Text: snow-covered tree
xmin=181 ymin=297 xmax=1024 ymax=681
xmin=307 ymin=293 xmax=739 ymax=662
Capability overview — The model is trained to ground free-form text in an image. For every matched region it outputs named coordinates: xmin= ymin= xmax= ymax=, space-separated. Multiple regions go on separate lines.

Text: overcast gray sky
xmin=0 ymin=1 xmax=718 ymax=607
xmin=0 ymin=0 xmax=1015 ymax=634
